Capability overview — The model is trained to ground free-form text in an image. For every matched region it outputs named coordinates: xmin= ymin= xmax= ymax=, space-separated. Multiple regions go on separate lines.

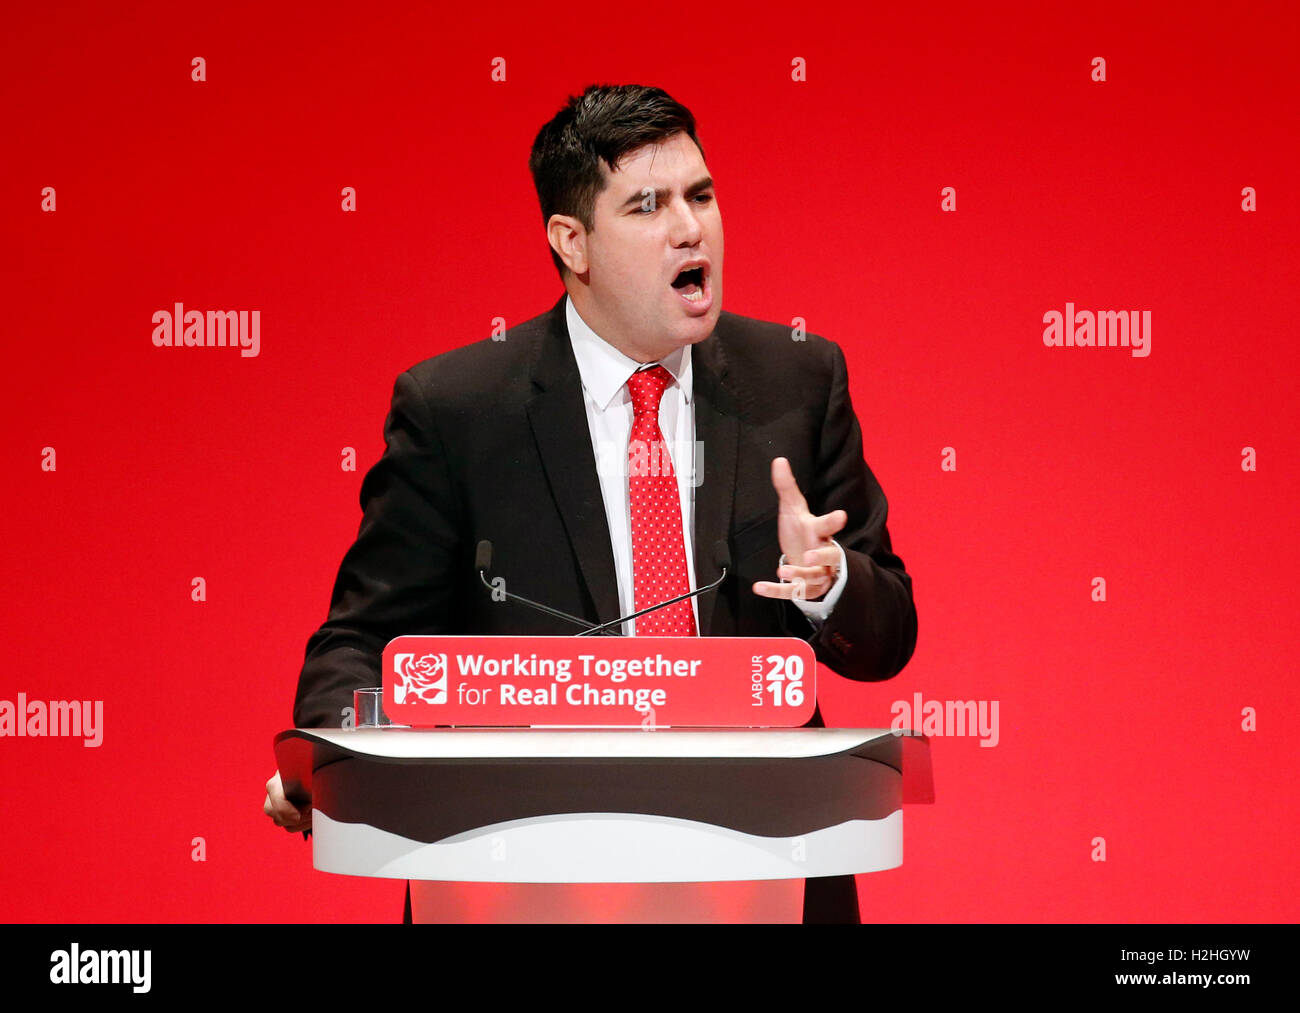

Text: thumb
xmin=770 ymin=457 xmax=808 ymax=511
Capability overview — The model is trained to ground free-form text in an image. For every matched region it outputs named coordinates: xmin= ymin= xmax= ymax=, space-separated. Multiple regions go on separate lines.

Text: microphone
xmin=574 ymin=539 xmax=731 ymax=637
xmin=476 ymin=540 xmax=621 ymax=636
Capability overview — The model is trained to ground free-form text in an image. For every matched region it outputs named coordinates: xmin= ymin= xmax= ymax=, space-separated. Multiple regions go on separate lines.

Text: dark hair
xmin=529 ymin=84 xmax=706 ymax=279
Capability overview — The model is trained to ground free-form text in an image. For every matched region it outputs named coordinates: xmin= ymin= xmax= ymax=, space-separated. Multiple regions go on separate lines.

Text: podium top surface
xmin=277 ymin=726 xmax=917 ymax=760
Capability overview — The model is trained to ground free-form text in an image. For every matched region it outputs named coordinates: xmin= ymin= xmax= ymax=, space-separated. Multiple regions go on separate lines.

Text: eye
xmin=693 ymin=192 xmax=714 ymax=204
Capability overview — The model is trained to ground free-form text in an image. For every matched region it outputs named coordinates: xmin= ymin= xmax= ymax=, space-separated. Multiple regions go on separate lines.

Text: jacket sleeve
xmin=292 ymin=370 xmax=464 ymax=728
xmin=779 ymin=340 xmax=918 ymax=681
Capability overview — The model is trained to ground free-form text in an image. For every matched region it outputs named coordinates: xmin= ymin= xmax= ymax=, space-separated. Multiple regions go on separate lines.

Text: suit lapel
xmin=691 ymin=334 xmax=738 ymax=636
xmin=525 ymin=297 xmax=622 ymax=627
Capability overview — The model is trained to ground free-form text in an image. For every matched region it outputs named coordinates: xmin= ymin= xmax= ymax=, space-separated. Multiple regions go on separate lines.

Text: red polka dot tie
xmin=626 ymin=366 xmax=697 ymax=637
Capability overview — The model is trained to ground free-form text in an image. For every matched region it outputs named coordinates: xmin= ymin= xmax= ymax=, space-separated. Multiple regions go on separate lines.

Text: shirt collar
xmin=565 ymin=294 xmax=693 ymax=412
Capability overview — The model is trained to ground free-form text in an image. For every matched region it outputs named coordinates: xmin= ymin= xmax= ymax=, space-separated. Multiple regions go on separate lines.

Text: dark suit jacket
xmin=294 ymin=293 xmax=918 ymax=922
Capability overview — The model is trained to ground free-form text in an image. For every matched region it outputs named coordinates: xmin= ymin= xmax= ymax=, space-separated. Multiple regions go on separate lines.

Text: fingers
xmin=265 ymin=771 xmax=313 ymax=833
xmin=770 ymin=457 xmax=808 ymax=513
xmin=752 ymin=578 xmax=830 ymax=601
xmin=266 ymin=797 xmax=312 ymax=832
xmin=764 ymin=456 xmax=846 ymax=603
xmin=771 ymin=459 xmax=847 ymax=535
xmin=812 ymin=509 xmax=848 ymax=539
xmin=782 ymin=545 xmax=841 ymax=570
xmin=775 ymin=571 xmax=832 ymax=598
xmin=281 ymin=812 xmax=313 ymax=833
xmin=753 ymin=539 xmax=840 ymax=601
xmin=266 ymin=803 xmax=312 ymax=833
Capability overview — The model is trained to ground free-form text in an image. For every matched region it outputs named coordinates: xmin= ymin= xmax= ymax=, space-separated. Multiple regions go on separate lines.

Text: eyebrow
xmin=618 ymin=176 xmax=714 ymax=210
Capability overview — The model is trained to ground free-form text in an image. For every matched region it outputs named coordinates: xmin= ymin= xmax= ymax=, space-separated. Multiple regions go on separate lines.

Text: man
xmin=265 ymin=84 xmax=918 ymax=923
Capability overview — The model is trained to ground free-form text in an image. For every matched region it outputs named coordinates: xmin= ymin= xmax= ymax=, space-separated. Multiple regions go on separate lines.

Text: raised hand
xmin=751 ymin=456 xmax=844 ymax=602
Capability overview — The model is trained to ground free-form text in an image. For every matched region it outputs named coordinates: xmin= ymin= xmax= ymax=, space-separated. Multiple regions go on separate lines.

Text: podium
xmin=275 ymin=727 xmax=933 ymax=922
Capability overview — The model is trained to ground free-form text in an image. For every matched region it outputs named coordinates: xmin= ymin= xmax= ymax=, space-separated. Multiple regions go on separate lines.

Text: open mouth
xmin=670 ymin=265 xmax=707 ymax=303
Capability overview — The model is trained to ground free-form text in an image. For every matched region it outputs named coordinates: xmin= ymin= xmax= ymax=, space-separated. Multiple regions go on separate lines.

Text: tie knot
xmin=625 ymin=365 xmax=672 ymax=417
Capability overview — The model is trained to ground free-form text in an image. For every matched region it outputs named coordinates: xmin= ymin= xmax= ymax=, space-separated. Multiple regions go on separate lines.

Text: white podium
xmin=275 ymin=727 xmax=933 ymax=922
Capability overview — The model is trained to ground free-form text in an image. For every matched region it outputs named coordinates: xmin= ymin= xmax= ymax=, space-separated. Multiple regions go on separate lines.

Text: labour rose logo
xmin=394 ymin=652 xmax=448 ymax=705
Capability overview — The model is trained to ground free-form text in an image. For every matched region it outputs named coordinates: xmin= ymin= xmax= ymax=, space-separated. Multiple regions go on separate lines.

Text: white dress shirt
xmin=565 ymin=295 xmax=846 ymax=636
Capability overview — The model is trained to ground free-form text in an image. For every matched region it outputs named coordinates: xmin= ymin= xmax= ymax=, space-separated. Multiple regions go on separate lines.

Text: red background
xmin=2 ymin=0 xmax=1296 ymax=922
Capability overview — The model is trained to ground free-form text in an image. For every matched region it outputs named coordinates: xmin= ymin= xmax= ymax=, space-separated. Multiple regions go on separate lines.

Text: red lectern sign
xmin=382 ymin=635 xmax=817 ymax=727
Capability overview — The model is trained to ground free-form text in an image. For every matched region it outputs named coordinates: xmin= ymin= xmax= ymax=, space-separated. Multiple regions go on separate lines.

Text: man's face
xmin=566 ymin=131 xmax=723 ymax=362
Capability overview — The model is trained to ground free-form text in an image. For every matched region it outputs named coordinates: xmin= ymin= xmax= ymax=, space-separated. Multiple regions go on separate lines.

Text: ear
xmin=546 ymin=214 xmax=589 ymax=276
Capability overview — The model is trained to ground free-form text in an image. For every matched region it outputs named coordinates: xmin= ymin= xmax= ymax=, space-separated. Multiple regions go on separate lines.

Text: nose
xmin=667 ymin=195 xmax=703 ymax=246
